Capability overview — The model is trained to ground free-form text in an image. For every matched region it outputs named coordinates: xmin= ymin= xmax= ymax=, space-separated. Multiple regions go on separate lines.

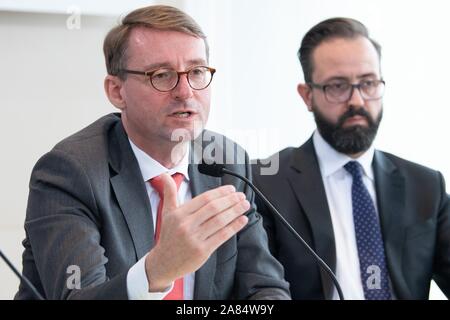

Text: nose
xmin=348 ymin=85 xmax=365 ymax=107
xmin=171 ymin=74 xmax=194 ymax=100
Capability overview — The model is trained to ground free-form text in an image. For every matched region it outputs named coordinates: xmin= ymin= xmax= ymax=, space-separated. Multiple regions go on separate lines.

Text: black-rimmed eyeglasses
xmin=308 ymin=79 xmax=385 ymax=103
xmin=120 ymin=66 xmax=216 ymax=92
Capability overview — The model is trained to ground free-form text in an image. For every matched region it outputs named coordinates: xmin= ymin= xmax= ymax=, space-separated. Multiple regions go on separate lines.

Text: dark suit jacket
xmin=15 ymin=113 xmax=290 ymax=300
xmin=253 ymin=138 xmax=450 ymax=300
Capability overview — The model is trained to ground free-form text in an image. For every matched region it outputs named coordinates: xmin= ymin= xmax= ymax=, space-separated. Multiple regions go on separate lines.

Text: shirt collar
xmin=128 ymin=139 xmax=190 ymax=182
xmin=312 ymin=130 xmax=375 ymax=180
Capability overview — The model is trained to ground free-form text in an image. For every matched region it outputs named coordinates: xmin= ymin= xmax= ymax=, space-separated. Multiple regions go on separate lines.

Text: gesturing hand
xmin=145 ymin=173 xmax=249 ymax=291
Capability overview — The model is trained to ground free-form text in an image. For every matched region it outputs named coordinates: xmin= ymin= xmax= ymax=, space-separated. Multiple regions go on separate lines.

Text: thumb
xmin=159 ymin=173 xmax=179 ymax=212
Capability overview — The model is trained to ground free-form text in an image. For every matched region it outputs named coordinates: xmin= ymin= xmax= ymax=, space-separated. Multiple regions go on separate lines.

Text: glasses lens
xmin=151 ymin=69 xmax=178 ymax=91
xmin=188 ymin=67 xmax=212 ymax=90
xmin=361 ymin=80 xmax=385 ymax=100
xmin=325 ymin=82 xmax=352 ymax=103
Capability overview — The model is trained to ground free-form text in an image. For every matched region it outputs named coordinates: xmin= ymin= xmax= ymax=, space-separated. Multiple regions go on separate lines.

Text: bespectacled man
xmin=15 ymin=5 xmax=290 ymax=300
xmin=253 ymin=17 xmax=450 ymax=300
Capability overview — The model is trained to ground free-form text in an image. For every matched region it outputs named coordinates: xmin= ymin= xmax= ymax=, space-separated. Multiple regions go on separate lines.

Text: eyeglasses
xmin=308 ymin=79 xmax=386 ymax=103
xmin=120 ymin=66 xmax=216 ymax=92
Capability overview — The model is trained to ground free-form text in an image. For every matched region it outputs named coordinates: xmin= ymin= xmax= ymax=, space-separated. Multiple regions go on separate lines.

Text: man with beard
xmin=253 ymin=18 xmax=450 ymax=300
xmin=15 ymin=5 xmax=290 ymax=300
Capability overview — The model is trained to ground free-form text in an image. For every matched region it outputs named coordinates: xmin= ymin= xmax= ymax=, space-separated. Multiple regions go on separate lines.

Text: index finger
xmin=179 ymin=185 xmax=236 ymax=215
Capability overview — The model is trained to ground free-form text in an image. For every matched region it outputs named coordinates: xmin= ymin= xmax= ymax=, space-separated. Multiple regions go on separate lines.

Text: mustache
xmin=337 ymin=107 xmax=374 ymax=127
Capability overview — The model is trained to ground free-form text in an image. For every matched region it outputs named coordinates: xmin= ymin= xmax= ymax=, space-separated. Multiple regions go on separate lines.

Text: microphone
xmin=198 ymin=162 xmax=345 ymax=300
xmin=0 ymin=249 xmax=45 ymax=300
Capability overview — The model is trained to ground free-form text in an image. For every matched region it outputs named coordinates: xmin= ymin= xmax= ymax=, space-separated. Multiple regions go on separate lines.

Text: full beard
xmin=313 ymin=104 xmax=383 ymax=155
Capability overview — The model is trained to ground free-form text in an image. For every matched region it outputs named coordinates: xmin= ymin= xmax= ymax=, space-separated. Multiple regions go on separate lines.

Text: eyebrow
xmin=141 ymin=59 xmax=208 ymax=71
xmin=321 ymin=73 xmax=379 ymax=83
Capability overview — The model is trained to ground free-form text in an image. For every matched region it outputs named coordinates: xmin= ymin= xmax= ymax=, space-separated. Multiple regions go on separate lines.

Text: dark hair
xmin=298 ymin=17 xmax=382 ymax=83
xmin=103 ymin=5 xmax=209 ymax=79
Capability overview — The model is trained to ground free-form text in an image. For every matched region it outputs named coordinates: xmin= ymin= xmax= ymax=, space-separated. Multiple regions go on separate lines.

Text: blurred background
xmin=0 ymin=0 xmax=448 ymax=299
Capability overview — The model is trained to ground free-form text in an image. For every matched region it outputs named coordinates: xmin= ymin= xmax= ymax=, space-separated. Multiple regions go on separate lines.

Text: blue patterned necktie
xmin=344 ymin=161 xmax=392 ymax=300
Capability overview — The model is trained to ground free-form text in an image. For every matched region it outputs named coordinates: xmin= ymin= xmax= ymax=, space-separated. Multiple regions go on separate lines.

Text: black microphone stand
xmin=0 ymin=249 xmax=44 ymax=300
xmin=222 ymin=167 xmax=345 ymax=300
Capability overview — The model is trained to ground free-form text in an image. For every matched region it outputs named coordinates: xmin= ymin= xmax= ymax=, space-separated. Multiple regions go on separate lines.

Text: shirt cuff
xmin=126 ymin=253 xmax=174 ymax=300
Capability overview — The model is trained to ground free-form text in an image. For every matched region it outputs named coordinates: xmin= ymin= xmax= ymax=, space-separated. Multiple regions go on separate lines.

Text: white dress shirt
xmin=313 ymin=130 xmax=387 ymax=300
xmin=126 ymin=140 xmax=195 ymax=300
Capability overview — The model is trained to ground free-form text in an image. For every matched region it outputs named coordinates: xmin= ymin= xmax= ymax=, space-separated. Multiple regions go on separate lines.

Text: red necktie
xmin=149 ymin=172 xmax=185 ymax=300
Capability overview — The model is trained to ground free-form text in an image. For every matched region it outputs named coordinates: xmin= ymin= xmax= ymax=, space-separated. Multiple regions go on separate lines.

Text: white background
xmin=0 ymin=0 xmax=448 ymax=299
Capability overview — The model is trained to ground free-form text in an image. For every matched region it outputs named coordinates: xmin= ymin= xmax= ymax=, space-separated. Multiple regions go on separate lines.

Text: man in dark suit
xmin=253 ymin=18 xmax=450 ymax=300
xmin=15 ymin=5 xmax=290 ymax=300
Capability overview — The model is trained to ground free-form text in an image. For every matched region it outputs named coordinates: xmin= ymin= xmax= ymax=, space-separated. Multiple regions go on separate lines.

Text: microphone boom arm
xmin=0 ymin=249 xmax=44 ymax=300
xmin=222 ymin=167 xmax=345 ymax=300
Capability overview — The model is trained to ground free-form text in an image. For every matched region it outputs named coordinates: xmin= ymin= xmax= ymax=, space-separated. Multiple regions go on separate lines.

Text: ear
xmin=104 ymin=75 xmax=126 ymax=110
xmin=297 ymin=83 xmax=313 ymax=112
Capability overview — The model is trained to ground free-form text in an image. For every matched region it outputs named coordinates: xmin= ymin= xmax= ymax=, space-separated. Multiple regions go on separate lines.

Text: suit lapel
xmin=373 ymin=151 xmax=411 ymax=298
xmin=109 ymin=120 xmax=155 ymax=260
xmin=189 ymin=138 xmax=221 ymax=299
xmin=287 ymin=141 xmax=410 ymax=298
xmin=108 ymin=126 xmax=223 ymax=297
xmin=287 ymin=139 xmax=337 ymax=299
